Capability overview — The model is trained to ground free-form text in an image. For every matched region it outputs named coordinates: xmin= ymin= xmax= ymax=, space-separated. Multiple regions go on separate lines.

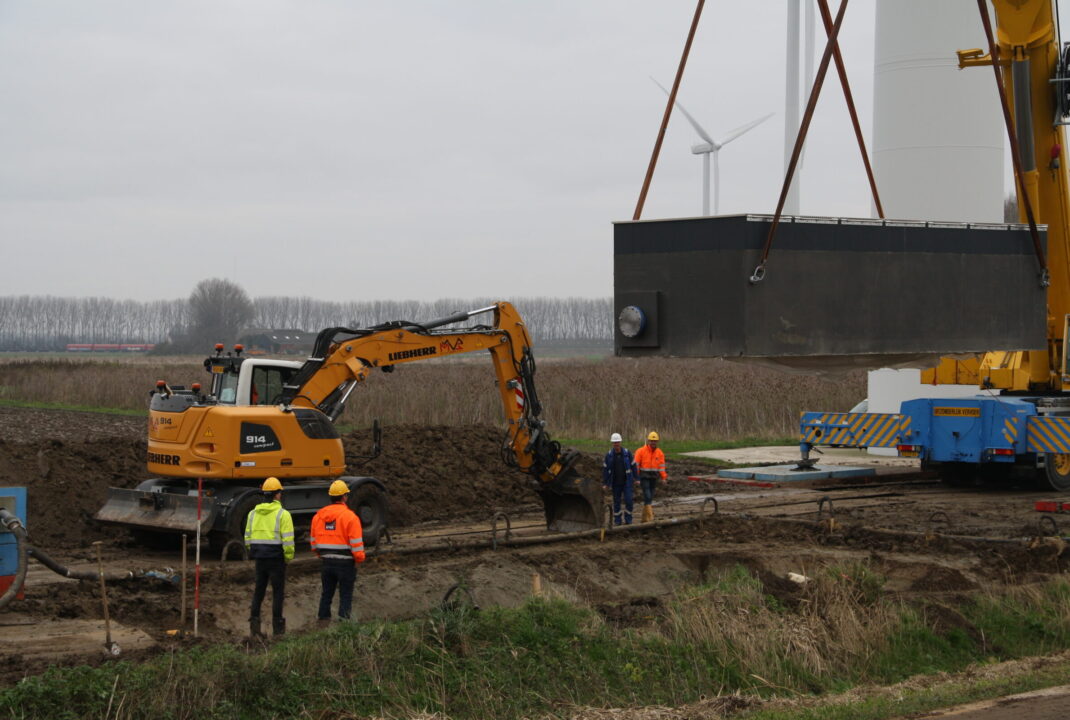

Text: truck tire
xmin=1045 ymin=454 xmax=1070 ymax=492
xmin=348 ymin=484 xmax=387 ymax=548
xmin=211 ymin=494 xmax=260 ymax=558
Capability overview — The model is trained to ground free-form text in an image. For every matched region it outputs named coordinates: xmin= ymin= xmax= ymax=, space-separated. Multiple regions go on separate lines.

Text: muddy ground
xmin=0 ymin=406 xmax=712 ymax=549
xmin=2 ymin=406 xmax=1070 ymax=708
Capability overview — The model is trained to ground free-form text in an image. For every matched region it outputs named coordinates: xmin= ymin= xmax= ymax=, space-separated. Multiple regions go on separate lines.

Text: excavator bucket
xmin=539 ymin=470 xmax=605 ymax=533
xmin=94 ymin=488 xmax=217 ymax=534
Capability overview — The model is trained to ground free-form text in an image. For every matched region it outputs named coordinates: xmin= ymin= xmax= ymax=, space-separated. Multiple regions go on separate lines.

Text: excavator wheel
xmin=348 ymin=483 xmax=387 ymax=548
xmin=210 ymin=493 xmax=261 ymax=558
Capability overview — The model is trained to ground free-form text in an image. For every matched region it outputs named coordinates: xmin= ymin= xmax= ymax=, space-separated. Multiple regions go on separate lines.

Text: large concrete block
xmin=614 ymin=215 xmax=1047 ymax=360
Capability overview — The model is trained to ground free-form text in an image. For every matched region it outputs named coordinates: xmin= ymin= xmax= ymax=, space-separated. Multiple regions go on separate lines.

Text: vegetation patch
xmin=5 ymin=567 xmax=1070 ymax=719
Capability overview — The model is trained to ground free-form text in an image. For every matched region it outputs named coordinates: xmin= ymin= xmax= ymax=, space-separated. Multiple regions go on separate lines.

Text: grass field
xmin=4 ymin=568 xmax=1070 ymax=720
xmin=0 ymin=356 xmax=864 ymax=442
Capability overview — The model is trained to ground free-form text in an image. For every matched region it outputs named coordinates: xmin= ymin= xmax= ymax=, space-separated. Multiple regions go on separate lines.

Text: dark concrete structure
xmin=614 ymin=215 xmax=1047 ymax=359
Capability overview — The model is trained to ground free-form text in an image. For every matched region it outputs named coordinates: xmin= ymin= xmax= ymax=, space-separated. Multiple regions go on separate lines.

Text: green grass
xmin=6 ymin=570 xmax=1070 ymax=720
xmin=739 ymin=658 xmax=1070 ymax=719
xmin=559 ymin=435 xmax=799 ymax=468
xmin=0 ymin=397 xmax=143 ymax=417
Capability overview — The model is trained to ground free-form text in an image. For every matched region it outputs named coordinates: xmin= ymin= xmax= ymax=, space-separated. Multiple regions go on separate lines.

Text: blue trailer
xmin=800 ymin=398 xmax=1070 ymax=490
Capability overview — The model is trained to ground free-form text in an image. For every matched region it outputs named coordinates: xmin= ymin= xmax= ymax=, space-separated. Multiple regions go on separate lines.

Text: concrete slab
xmin=683 ymin=445 xmax=920 ymax=468
xmin=715 ymin=464 xmax=876 ymax=482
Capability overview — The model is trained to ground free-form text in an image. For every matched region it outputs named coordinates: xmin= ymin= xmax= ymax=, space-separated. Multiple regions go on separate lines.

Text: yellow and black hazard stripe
xmin=1027 ymin=416 xmax=1070 ymax=454
xmin=801 ymin=413 xmax=903 ymax=448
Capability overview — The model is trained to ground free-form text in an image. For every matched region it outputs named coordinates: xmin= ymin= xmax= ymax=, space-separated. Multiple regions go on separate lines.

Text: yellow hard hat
xmin=261 ymin=477 xmax=283 ymax=492
xmin=328 ymin=480 xmax=350 ymax=497
xmin=647 ymin=431 xmax=660 ymax=442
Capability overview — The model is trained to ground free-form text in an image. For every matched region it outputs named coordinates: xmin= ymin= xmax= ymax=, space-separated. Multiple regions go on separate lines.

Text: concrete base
xmin=716 ymin=464 xmax=877 ymax=482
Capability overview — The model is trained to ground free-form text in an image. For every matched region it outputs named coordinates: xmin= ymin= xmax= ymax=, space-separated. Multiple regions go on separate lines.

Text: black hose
xmin=0 ymin=509 xmax=28 ymax=611
xmin=27 ymin=546 xmax=134 ymax=582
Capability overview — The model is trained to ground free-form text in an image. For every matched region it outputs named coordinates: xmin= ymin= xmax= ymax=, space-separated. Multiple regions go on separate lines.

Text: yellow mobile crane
xmin=96 ymin=302 xmax=602 ymax=550
xmin=933 ymin=0 xmax=1070 ymax=392
xmin=802 ymin=0 xmax=1070 ymax=490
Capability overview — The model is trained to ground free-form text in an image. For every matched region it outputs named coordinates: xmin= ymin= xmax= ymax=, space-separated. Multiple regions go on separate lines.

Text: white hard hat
xmin=610 ymin=433 xmax=622 ymax=443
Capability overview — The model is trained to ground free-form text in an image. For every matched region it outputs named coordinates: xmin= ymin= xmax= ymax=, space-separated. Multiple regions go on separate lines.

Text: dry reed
xmin=0 ymin=356 xmax=865 ymax=441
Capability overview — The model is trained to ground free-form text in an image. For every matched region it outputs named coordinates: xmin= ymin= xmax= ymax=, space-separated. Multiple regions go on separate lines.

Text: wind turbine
xmin=652 ymin=78 xmax=773 ymax=216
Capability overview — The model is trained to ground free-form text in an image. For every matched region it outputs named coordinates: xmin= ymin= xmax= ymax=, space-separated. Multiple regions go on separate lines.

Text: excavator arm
xmin=140 ymin=302 xmax=602 ymax=532
xmin=273 ymin=301 xmax=600 ymax=530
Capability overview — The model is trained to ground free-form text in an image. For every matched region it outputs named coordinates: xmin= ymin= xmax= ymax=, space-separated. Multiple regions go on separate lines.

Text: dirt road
xmin=910 ymin=686 xmax=1070 ymax=719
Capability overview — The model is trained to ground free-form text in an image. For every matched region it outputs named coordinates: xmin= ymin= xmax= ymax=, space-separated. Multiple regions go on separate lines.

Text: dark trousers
xmin=610 ymin=482 xmax=634 ymax=525
xmin=251 ymin=557 xmax=286 ymax=621
xmin=318 ymin=559 xmax=357 ymax=620
xmin=640 ymin=472 xmax=660 ymax=505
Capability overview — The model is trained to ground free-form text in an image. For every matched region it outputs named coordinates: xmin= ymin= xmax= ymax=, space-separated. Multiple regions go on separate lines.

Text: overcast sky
xmin=0 ymin=1 xmax=1009 ymax=303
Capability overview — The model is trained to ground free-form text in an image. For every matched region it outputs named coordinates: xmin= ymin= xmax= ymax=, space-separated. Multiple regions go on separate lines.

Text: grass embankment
xmin=0 ymin=356 xmax=865 ymax=441
xmin=5 ymin=566 xmax=1070 ymax=720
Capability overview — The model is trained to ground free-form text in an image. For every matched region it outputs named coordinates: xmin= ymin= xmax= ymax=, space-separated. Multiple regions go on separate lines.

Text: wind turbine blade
xmin=718 ymin=112 xmax=775 ymax=146
xmin=650 ymin=76 xmax=715 ymax=146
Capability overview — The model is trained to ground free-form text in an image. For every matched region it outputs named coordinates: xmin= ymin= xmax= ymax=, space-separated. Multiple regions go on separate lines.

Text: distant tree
xmin=187 ymin=278 xmax=254 ymax=349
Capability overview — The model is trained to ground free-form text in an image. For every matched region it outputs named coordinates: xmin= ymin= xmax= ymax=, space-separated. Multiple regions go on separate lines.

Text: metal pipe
xmin=27 ymin=546 xmax=135 ymax=582
xmin=1012 ymin=57 xmax=1036 ymax=171
xmin=975 ymin=0 xmax=1047 ymax=283
xmin=416 ymin=305 xmax=498 ymax=332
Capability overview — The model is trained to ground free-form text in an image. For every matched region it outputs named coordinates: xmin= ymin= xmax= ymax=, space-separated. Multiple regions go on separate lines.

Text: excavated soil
xmin=2 ymin=405 xmax=1069 ymax=702
xmin=0 ymin=406 xmax=710 ymax=548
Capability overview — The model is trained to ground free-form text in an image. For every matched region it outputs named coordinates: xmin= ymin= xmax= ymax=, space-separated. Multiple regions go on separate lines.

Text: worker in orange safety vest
xmin=310 ymin=480 xmax=366 ymax=626
xmin=633 ymin=431 xmax=667 ymax=523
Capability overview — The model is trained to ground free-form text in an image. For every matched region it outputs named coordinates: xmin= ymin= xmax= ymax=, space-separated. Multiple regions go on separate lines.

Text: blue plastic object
xmin=0 ymin=487 xmax=27 ymax=592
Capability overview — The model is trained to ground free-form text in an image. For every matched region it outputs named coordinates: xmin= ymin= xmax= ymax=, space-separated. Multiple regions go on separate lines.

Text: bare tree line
xmin=0 ymin=294 xmax=612 ymax=351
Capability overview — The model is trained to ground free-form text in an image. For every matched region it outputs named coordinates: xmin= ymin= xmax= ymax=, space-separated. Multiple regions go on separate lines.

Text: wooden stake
xmin=531 ymin=572 xmax=542 ymax=597
xmin=180 ymin=533 xmax=188 ymax=631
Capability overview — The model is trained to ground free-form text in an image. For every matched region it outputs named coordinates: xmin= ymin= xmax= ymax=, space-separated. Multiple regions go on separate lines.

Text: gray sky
xmin=0 ymin=0 xmax=957 ymax=303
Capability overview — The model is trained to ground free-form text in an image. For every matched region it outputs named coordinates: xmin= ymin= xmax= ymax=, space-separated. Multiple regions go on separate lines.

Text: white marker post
xmin=194 ymin=477 xmax=202 ymax=637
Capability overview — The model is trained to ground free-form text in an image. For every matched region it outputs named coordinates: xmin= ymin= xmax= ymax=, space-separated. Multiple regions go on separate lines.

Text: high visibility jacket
xmin=244 ymin=500 xmax=295 ymax=562
xmin=633 ymin=445 xmax=667 ymax=480
xmin=310 ymin=502 xmax=365 ymax=563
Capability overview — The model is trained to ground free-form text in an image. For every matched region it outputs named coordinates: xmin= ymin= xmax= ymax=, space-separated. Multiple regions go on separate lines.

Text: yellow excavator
xmin=95 ymin=302 xmax=602 ymax=550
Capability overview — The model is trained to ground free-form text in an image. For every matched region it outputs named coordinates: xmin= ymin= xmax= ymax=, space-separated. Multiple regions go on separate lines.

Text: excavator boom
xmin=99 ymin=302 xmax=602 ymax=543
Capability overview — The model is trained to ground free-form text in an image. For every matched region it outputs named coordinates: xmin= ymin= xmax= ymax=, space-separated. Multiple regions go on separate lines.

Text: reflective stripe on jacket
xmin=310 ymin=501 xmax=365 ymax=563
xmin=244 ymin=499 xmax=295 ymax=562
xmin=633 ymin=445 xmax=667 ymax=480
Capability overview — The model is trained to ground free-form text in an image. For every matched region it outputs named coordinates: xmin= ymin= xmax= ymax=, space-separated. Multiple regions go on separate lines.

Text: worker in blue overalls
xmin=602 ymin=433 xmax=637 ymax=525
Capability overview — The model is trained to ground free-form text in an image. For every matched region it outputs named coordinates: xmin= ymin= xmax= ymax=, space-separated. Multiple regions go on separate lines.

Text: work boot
xmin=648 ymin=505 xmax=655 ymax=522
xmin=613 ymin=513 xmax=622 ymax=527
xmin=272 ymin=618 xmax=286 ymax=637
xmin=641 ymin=505 xmax=653 ymax=523
xmin=624 ymin=513 xmax=633 ymax=525
xmin=316 ymin=618 xmax=331 ymax=630
xmin=249 ymin=617 xmax=263 ymax=638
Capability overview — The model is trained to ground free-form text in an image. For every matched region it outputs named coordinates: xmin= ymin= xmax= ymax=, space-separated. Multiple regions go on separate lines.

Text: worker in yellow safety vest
xmin=633 ymin=432 xmax=667 ymax=523
xmin=310 ymin=480 xmax=366 ymax=627
xmin=245 ymin=477 xmax=295 ymax=637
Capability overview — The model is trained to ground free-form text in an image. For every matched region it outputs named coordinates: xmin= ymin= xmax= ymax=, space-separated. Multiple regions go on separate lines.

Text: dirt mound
xmin=345 ymin=424 xmax=600 ymax=526
xmin=0 ymin=407 xmax=617 ymax=549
